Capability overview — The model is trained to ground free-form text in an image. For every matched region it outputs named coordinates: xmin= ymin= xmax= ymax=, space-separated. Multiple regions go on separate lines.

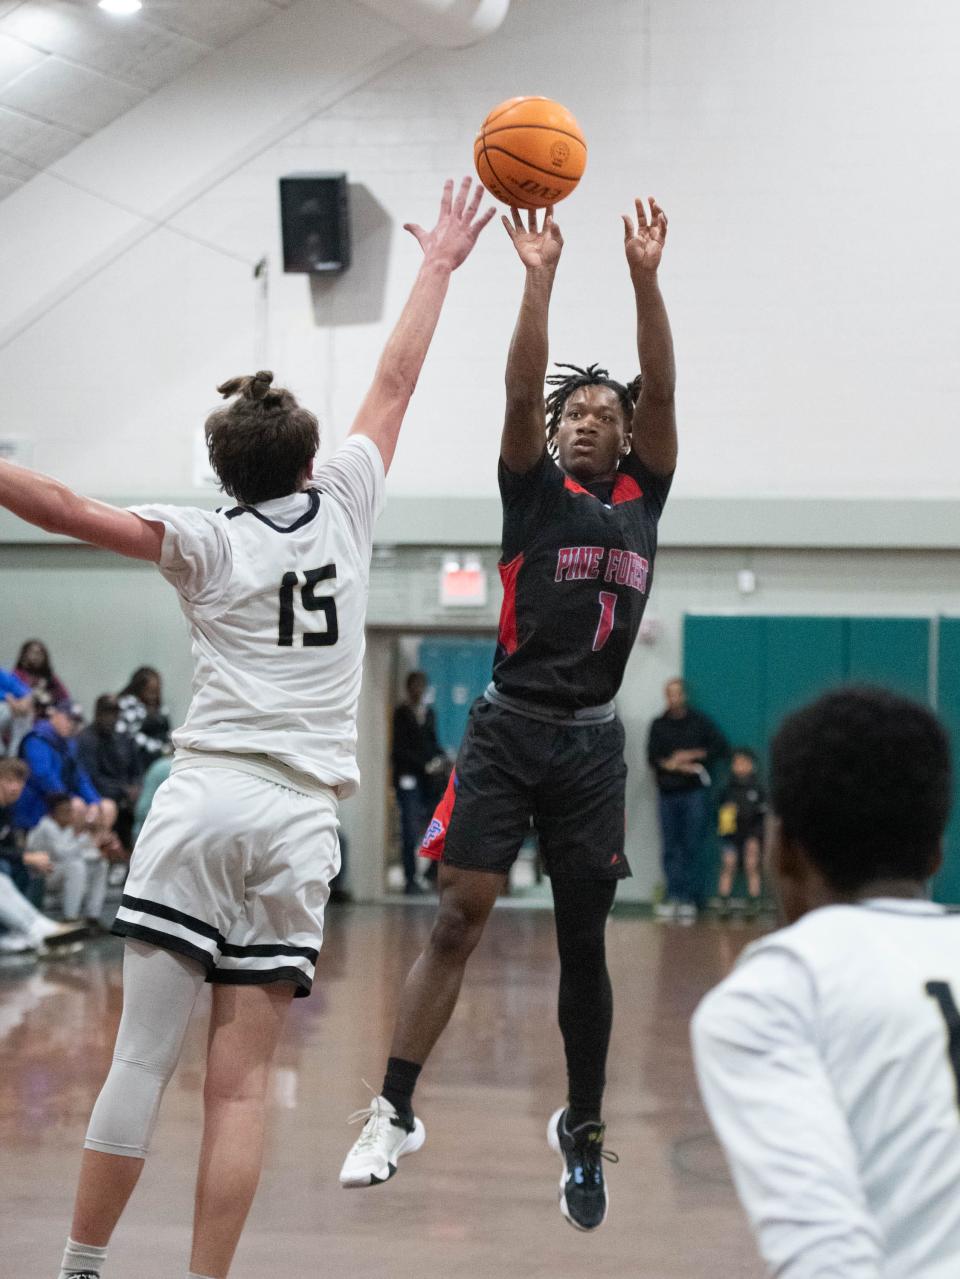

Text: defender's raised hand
xmin=623 ymin=196 xmax=668 ymax=274
xmin=502 ymin=206 xmax=564 ymax=271
xmin=404 ymin=177 xmax=495 ymax=271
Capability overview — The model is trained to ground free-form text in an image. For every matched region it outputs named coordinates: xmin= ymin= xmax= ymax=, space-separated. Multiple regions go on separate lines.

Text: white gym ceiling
xmin=0 ymin=0 xmax=296 ymax=201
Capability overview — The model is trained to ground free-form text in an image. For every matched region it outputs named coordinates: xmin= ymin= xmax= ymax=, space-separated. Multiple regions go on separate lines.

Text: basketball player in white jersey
xmin=0 ymin=177 xmax=493 ymax=1279
xmin=692 ymin=685 xmax=960 ymax=1278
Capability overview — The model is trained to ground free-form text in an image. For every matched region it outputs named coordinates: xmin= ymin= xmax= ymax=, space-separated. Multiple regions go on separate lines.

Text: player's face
xmin=555 ymin=386 xmax=629 ymax=483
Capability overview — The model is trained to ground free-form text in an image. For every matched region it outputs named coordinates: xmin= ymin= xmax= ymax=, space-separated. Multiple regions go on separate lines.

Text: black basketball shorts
xmin=421 ymin=698 xmax=630 ymax=880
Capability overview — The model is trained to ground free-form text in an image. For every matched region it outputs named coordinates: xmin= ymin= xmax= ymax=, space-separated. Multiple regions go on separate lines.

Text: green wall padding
xmin=682 ymin=614 xmax=956 ymax=904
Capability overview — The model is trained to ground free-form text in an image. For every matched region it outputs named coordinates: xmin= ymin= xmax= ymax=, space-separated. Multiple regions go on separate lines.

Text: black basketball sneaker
xmin=548 ymin=1107 xmax=618 ymax=1230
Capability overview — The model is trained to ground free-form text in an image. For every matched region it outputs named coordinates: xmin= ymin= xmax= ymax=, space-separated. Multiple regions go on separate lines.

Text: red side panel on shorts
xmin=420 ymin=770 xmax=459 ymax=861
xmin=611 ymin=472 xmax=643 ymax=505
xmin=497 ymin=553 xmax=524 ymax=656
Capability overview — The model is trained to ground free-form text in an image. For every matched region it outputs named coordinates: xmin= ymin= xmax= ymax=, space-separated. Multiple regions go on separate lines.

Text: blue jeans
xmin=657 ymin=788 xmax=710 ymax=906
xmin=395 ymin=783 xmax=429 ymax=887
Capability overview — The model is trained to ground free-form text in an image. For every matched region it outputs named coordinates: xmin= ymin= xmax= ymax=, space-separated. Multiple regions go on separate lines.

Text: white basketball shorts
xmin=113 ymin=761 xmax=340 ymax=997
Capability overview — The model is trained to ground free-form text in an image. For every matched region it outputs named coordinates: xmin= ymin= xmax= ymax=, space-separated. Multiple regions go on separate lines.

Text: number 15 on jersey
xmin=278 ymin=564 xmax=339 ymax=648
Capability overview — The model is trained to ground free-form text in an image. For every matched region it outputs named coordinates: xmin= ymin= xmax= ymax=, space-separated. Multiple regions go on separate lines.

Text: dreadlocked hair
xmin=204 ymin=370 xmax=319 ymax=506
xmin=544 ymin=363 xmax=641 ymax=455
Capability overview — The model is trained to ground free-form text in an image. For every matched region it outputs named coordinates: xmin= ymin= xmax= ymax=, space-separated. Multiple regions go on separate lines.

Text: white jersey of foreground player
xmin=131 ymin=433 xmax=384 ymax=795
xmin=692 ymin=899 xmax=960 ymax=1279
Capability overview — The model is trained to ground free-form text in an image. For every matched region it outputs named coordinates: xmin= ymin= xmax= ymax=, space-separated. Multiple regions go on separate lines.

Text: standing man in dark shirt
xmin=391 ymin=671 xmax=445 ymax=895
xmin=647 ymin=678 xmax=727 ymax=921
xmin=342 ymin=195 xmax=676 ymax=1231
xmin=76 ymin=694 xmax=143 ymax=851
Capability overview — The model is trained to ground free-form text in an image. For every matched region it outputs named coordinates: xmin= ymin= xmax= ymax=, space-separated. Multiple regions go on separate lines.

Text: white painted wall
xmin=0 ymin=0 xmax=958 ymax=501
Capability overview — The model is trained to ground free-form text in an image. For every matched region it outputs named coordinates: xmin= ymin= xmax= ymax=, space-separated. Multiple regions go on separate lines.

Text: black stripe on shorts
xmin=111 ymin=921 xmax=215 ymax=974
xmin=119 ymin=894 xmax=225 ymax=947
xmin=209 ymin=966 xmax=313 ymax=997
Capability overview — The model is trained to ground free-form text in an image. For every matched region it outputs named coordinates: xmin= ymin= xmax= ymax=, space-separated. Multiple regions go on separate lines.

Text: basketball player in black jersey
xmin=341 ymin=197 xmax=675 ymax=1231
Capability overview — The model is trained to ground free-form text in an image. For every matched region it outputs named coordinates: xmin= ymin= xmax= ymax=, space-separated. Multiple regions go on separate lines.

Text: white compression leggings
xmin=85 ymin=941 xmax=206 ymax=1159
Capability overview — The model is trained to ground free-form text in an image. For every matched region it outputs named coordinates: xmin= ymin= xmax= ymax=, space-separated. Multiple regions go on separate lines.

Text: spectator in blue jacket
xmin=0 ymin=667 xmax=33 ymax=757
xmin=15 ymin=703 xmax=117 ymax=845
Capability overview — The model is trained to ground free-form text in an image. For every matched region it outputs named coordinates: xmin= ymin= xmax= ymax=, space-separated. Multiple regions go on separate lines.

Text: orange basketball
xmin=473 ymin=96 xmax=587 ymax=209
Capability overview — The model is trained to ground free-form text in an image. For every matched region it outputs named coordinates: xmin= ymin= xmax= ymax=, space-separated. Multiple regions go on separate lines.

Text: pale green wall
xmin=5 ymin=534 xmax=960 ymax=902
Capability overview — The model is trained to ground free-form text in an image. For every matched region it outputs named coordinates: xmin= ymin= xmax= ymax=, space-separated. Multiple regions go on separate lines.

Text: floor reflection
xmin=1 ymin=907 xmax=768 ymax=1278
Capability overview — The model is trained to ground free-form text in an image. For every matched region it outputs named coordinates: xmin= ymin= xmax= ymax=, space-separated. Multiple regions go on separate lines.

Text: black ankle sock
xmin=565 ymin=1105 xmax=602 ymax=1131
xmin=382 ymin=1056 xmax=421 ymax=1128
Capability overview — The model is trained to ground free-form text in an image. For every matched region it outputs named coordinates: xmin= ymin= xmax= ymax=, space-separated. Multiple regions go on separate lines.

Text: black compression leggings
xmin=551 ymin=877 xmax=617 ymax=1125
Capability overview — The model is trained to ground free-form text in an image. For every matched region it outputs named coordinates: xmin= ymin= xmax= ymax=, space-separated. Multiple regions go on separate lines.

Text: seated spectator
xmin=77 ymin=694 xmax=142 ymax=850
xmin=27 ymin=793 xmax=109 ymax=927
xmin=0 ymin=761 xmax=86 ymax=952
xmin=15 ymin=702 xmax=117 ymax=849
xmin=131 ymin=749 xmax=171 ymax=846
xmin=0 ymin=757 xmax=50 ymax=907
xmin=117 ymin=666 xmax=172 ymax=770
xmin=0 ymin=667 xmax=33 ymax=757
xmin=0 ymin=869 xmax=87 ymax=954
xmin=13 ymin=639 xmax=70 ymax=714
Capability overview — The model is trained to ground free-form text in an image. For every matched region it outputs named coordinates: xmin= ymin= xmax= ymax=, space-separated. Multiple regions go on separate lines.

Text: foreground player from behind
xmin=342 ymin=197 xmax=676 ymax=1231
xmin=0 ymin=177 xmax=492 ymax=1279
xmin=693 ymin=686 xmax=960 ymax=1278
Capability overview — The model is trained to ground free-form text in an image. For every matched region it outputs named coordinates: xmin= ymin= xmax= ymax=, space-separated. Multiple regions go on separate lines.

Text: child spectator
xmin=0 ymin=761 xmax=85 ymax=950
xmin=26 ymin=792 xmax=109 ymax=927
xmin=116 ymin=666 xmax=172 ymax=769
xmin=77 ymin=694 xmax=142 ymax=850
xmin=13 ymin=638 xmax=70 ymax=713
xmin=716 ymin=746 xmax=766 ymax=917
xmin=0 ymin=667 xmax=33 ymax=756
xmin=0 ymin=757 xmax=51 ymax=906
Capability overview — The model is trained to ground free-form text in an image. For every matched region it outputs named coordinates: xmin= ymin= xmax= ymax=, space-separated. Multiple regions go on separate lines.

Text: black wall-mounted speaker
xmin=279 ymin=173 xmax=351 ymax=274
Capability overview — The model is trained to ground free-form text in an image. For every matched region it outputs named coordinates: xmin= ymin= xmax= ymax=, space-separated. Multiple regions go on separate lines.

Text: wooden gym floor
xmin=1 ymin=905 xmax=766 ymax=1278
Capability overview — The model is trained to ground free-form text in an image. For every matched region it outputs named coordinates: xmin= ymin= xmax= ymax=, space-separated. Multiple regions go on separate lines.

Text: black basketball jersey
xmin=493 ymin=448 xmax=671 ymax=711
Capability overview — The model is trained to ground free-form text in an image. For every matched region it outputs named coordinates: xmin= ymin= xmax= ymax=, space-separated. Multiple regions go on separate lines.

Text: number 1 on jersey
xmin=278 ymin=564 xmax=338 ymax=648
xmin=593 ymin=591 xmax=618 ymax=652
xmin=926 ymin=980 xmax=960 ymax=1111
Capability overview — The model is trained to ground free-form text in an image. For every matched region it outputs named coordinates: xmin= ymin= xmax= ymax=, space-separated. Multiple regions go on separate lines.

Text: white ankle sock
xmin=58 ymin=1236 xmax=108 ymax=1277
xmin=187 ymin=1273 xmax=217 ymax=1278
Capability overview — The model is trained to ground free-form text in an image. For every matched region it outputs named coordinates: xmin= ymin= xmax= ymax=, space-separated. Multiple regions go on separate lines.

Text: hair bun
xmin=250 ymin=370 xmax=274 ymax=401
xmin=215 ymin=371 xmax=275 ymax=403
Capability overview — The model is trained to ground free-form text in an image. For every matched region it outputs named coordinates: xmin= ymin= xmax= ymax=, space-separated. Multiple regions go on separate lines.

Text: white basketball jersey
xmin=132 ymin=434 xmax=385 ymax=794
xmin=693 ymin=900 xmax=960 ymax=1278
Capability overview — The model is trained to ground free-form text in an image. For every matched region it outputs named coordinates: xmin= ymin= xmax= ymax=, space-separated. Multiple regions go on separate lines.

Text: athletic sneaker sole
xmin=339 ymin=1118 xmax=426 ymax=1188
xmin=547 ymin=1108 xmax=609 ymax=1232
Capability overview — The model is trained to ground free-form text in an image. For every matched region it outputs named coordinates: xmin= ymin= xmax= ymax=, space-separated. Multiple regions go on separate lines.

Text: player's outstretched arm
xmin=349 ymin=177 xmax=494 ymax=474
xmin=624 ymin=196 xmax=677 ymax=476
xmin=0 ymin=459 xmax=163 ymax=561
xmin=500 ymin=206 xmax=563 ymax=474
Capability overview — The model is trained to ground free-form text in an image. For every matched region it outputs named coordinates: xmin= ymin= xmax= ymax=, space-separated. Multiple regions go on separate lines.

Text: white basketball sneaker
xmin=339 ymin=1094 xmax=426 ymax=1187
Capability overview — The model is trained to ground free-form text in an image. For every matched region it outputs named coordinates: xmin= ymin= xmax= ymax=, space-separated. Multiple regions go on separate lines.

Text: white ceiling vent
xmin=354 ymin=0 xmax=510 ymax=48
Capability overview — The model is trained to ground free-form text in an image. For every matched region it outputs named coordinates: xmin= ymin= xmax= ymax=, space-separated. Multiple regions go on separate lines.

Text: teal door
xmin=417 ymin=636 xmax=497 ymax=756
xmin=933 ymin=619 xmax=960 ymax=903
